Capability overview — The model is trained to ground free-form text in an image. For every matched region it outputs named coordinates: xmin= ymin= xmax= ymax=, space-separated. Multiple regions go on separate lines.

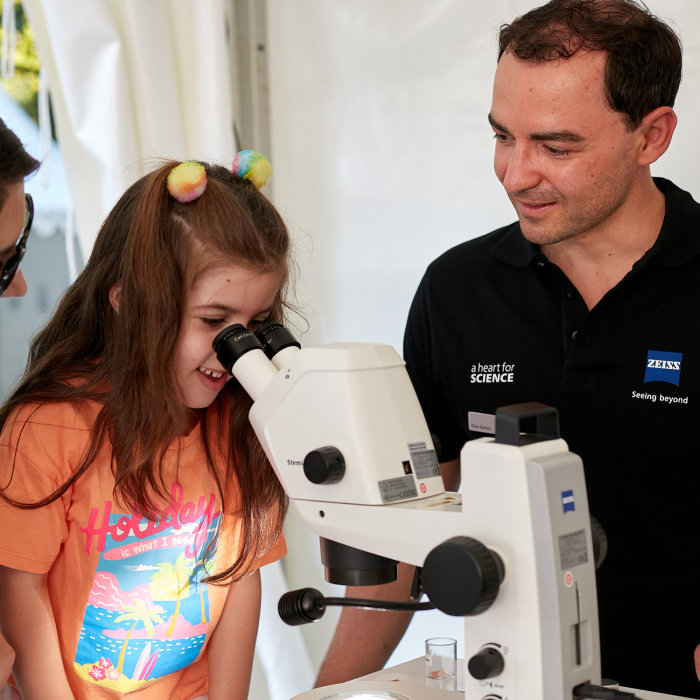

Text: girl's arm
xmin=206 ymin=568 xmax=261 ymax=700
xmin=0 ymin=566 xmax=74 ymax=699
xmin=0 ymin=631 xmax=15 ymax=684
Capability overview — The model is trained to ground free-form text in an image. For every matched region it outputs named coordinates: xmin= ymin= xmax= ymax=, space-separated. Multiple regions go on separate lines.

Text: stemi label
xmin=631 ymin=390 xmax=688 ymax=404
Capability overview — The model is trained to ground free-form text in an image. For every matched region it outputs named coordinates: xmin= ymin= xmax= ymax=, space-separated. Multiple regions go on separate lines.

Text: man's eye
xmin=544 ymin=145 xmax=570 ymax=156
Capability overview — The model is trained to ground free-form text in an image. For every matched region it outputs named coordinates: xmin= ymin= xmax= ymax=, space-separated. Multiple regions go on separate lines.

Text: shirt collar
xmin=490 ymin=223 xmax=539 ymax=268
xmin=490 ymin=177 xmax=700 ymax=269
xmin=638 ymin=177 xmax=700 ymax=267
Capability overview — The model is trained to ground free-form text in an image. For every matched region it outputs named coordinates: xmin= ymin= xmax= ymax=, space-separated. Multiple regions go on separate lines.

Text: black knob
xmin=468 ymin=646 xmax=505 ymax=680
xmin=303 ymin=446 xmax=345 ymax=484
xmin=422 ymin=536 xmax=504 ymax=616
xmin=278 ymin=588 xmax=326 ymax=625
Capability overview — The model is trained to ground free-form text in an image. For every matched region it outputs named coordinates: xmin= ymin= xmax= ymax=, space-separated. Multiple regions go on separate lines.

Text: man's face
xmin=490 ymin=50 xmax=642 ymax=246
xmin=0 ymin=181 xmax=28 ymax=297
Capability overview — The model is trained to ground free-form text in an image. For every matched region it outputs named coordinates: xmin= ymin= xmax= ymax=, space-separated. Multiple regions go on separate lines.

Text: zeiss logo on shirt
xmin=561 ymin=490 xmax=575 ymax=514
xmin=644 ymin=350 xmax=683 ymax=386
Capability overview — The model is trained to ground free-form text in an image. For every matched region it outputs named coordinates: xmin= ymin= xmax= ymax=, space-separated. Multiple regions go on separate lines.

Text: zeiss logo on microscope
xmin=644 ymin=350 xmax=683 ymax=386
xmin=561 ymin=490 xmax=575 ymax=514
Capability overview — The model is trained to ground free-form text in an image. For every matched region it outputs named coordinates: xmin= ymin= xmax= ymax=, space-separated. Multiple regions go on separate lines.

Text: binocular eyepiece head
xmin=213 ymin=320 xmax=301 ymax=374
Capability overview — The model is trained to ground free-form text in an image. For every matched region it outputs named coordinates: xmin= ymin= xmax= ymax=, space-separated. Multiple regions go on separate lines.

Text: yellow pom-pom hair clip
xmin=166 ymin=161 xmax=208 ymax=203
xmin=232 ymin=150 xmax=272 ymax=189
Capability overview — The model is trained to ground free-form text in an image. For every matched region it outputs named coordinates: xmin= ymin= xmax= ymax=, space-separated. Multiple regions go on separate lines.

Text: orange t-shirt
xmin=0 ymin=400 xmax=286 ymax=699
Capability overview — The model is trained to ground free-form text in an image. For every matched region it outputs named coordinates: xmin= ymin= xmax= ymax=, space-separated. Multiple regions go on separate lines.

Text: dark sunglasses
xmin=0 ymin=193 xmax=34 ymax=296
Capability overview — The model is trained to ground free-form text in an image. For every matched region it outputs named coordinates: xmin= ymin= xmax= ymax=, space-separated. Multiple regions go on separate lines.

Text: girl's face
xmin=174 ymin=262 xmax=284 ymax=409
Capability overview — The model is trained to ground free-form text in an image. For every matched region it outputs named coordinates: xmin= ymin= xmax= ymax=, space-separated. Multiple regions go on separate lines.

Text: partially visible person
xmin=0 ymin=153 xmax=290 ymax=699
xmin=0 ymin=116 xmax=40 ymax=696
xmin=317 ymin=1 xmax=700 ymax=697
xmin=0 ymin=117 xmax=40 ymax=298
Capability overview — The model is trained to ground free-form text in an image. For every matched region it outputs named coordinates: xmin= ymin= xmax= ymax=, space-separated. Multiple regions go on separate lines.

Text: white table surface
xmin=292 ymin=657 xmax=697 ymax=699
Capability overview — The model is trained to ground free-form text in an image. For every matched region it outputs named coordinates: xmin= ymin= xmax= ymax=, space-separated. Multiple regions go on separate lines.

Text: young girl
xmin=0 ymin=154 xmax=290 ymax=699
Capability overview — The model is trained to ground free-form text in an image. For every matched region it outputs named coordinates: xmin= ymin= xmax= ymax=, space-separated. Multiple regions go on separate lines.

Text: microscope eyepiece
xmin=212 ymin=324 xmax=265 ymax=374
xmin=254 ymin=320 xmax=301 ymax=359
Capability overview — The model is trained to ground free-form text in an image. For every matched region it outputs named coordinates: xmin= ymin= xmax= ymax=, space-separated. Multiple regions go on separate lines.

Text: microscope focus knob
xmin=304 ymin=446 xmax=345 ymax=484
xmin=468 ymin=646 xmax=505 ymax=680
xmin=422 ymin=536 xmax=504 ymax=616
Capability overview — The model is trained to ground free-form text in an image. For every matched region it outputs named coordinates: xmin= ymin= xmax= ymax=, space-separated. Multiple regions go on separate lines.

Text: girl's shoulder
xmin=0 ymin=399 xmax=104 ymax=492
xmin=2 ymin=398 xmax=101 ymax=447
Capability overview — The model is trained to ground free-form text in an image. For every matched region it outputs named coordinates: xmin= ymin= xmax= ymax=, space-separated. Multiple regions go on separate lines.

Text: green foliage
xmin=0 ymin=1 xmax=41 ymax=124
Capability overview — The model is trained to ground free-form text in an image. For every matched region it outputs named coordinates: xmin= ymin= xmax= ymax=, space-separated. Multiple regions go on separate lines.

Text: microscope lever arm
xmin=278 ymin=587 xmax=434 ymax=626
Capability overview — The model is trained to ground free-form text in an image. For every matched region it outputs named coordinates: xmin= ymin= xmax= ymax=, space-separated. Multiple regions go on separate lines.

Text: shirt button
xmin=537 ymin=260 xmax=545 ymax=268
xmin=571 ymin=330 xmax=578 ymax=339
xmin=567 ymin=288 xmax=574 ymax=298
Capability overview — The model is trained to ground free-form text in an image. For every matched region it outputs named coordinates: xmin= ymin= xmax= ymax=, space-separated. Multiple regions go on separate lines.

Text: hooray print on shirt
xmin=73 ymin=481 xmax=221 ymax=692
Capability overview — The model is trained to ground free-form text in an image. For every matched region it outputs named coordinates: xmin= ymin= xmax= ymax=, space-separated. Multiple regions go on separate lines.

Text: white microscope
xmin=213 ymin=322 xmax=625 ymax=700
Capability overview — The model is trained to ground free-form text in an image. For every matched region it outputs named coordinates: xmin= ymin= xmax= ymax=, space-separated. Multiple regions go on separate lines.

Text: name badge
xmin=468 ymin=411 xmax=495 ymax=434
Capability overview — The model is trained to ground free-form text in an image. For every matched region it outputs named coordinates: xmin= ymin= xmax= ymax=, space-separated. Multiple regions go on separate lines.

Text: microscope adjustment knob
xmin=422 ymin=536 xmax=504 ymax=616
xmin=467 ymin=646 xmax=505 ymax=680
xmin=304 ymin=446 xmax=345 ymax=484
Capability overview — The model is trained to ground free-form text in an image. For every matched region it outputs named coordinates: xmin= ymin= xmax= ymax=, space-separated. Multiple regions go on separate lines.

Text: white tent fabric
xmin=22 ymin=0 xmax=237 ymax=261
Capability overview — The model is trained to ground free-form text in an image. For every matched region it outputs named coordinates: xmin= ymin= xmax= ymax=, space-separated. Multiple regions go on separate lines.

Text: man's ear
xmin=637 ymin=106 xmax=677 ymax=166
xmin=109 ymin=282 xmax=122 ymax=313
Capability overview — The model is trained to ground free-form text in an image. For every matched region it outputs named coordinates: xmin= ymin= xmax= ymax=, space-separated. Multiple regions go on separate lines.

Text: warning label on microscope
xmin=559 ymin=529 xmax=589 ymax=570
xmin=378 ymin=476 xmax=418 ymax=503
xmin=408 ymin=442 xmax=441 ymax=479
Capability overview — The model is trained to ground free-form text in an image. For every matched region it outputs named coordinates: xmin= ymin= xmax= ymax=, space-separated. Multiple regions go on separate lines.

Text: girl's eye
xmin=201 ymin=317 xmax=226 ymax=328
xmin=248 ymin=317 xmax=269 ymax=331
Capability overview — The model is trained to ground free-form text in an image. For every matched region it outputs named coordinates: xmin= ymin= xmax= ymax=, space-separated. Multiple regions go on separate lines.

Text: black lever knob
xmin=304 ymin=446 xmax=345 ymax=484
xmin=422 ymin=536 xmax=504 ymax=616
xmin=468 ymin=646 xmax=505 ymax=680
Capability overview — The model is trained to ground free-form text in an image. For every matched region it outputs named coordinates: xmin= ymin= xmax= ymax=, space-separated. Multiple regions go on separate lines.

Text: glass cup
xmin=425 ymin=636 xmax=457 ymax=681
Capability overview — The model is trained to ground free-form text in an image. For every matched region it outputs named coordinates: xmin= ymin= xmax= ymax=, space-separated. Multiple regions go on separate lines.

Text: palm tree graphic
xmin=113 ymin=599 xmax=165 ymax=675
xmin=191 ymin=557 xmax=215 ymax=624
xmin=151 ymin=553 xmax=196 ymax=636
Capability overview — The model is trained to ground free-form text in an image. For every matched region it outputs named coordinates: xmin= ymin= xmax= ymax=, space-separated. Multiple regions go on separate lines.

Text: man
xmin=0 ymin=117 xmax=39 ymax=298
xmin=316 ymin=0 xmax=700 ymax=697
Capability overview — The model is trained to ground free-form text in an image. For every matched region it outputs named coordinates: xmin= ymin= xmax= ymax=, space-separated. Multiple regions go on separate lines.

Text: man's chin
xmin=519 ymin=222 xmax=554 ymax=246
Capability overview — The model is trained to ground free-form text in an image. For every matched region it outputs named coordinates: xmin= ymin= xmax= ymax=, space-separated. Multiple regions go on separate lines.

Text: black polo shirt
xmin=404 ymin=177 xmax=700 ymax=698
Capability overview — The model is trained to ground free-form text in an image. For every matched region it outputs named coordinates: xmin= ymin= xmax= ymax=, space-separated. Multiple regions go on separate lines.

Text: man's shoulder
xmin=425 ymin=221 xmax=523 ymax=277
xmin=656 ymin=176 xmax=700 ymax=225
xmin=650 ymin=177 xmax=700 ymax=266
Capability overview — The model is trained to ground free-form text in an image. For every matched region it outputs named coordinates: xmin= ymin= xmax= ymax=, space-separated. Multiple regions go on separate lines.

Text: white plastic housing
xmin=249 ymin=343 xmax=444 ymax=505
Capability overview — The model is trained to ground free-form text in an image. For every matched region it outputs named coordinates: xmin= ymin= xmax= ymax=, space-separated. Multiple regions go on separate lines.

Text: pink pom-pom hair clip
xmin=166 ymin=161 xmax=207 ymax=203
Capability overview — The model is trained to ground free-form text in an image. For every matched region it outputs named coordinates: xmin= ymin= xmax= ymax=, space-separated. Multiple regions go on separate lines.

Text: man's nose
xmin=500 ymin=145 xmax=541 ymax=194
xmin=2 ymin=269 xmax=28 ymax=298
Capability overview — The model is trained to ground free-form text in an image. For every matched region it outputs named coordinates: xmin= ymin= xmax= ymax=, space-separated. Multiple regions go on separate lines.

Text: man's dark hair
xmin=0 ymin=117 xmax=40 ymax=208
xmin=498 ymin=0 xmax=682 ymax=130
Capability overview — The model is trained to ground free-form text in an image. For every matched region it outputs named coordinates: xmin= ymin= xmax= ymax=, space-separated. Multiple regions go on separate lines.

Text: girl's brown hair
xmin=0 ymin=160 xmax=290 ymax=583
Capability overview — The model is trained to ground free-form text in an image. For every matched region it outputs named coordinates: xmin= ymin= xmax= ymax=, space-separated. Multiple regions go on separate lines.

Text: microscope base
xmin=293 ymin=657 xmax=694 ymax=700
